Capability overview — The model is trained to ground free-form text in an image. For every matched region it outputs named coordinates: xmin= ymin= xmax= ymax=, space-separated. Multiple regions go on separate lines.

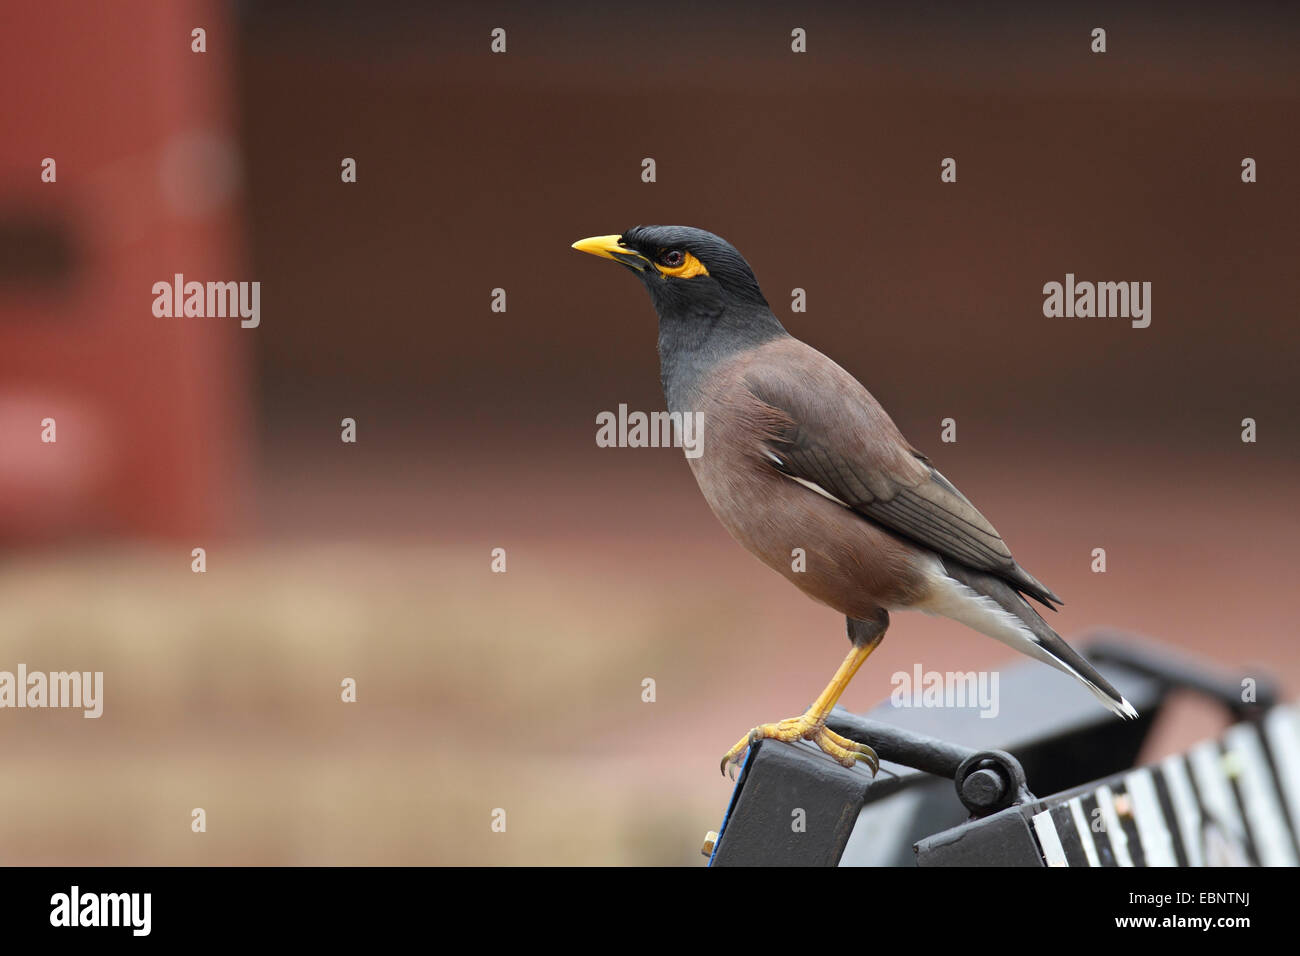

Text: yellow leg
xmin=721 ymin=639 xmax=881 ymax=777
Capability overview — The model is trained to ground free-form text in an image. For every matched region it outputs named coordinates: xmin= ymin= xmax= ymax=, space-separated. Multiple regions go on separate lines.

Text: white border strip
xmin=1068 ymin=796 xmax=1101 ymax=867
xmin=1033 ymin=808 xmax=1070 ymax=866
xmin=1125 ymin=768 xmax=1177 ymax=866
xmin=1095 ymin=784 xmax=1133 ymax=866
xmin=1161 ymin=755 xmax=1204 ymax=867
xmin=1225 ymin=722 xmax=1298 ymax=866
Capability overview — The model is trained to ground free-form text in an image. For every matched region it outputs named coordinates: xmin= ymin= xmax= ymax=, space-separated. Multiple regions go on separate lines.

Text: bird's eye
xmin=659 ymin=249 xmax=685 ymax=268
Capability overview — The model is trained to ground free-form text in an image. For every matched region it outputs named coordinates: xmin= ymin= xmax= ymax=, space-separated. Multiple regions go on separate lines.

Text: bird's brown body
xmin=686 ymin=337 xmax=932 ymax=620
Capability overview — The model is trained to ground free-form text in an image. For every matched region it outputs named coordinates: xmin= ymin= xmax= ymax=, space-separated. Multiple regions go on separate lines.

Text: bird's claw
xmin=841 ymin=733 xmax=880 ymax=775
xmin=720 ymin=728 xmax=760 ymax=779
xmin=719 ymin=714 xmax=879 ymax=777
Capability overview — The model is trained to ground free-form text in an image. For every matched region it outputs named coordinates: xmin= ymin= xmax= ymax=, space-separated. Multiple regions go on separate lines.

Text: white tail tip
xmin=1113 ymin=696 xmax=1139 ymax=720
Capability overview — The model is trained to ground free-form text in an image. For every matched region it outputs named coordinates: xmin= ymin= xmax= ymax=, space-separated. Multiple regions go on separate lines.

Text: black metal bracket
xmin=825 ymin=707 xmax=1034 ymax=817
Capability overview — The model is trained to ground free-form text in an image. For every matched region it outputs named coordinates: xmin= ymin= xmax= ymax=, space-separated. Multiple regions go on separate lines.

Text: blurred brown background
xmin=0 ymin=1 xmax=1296 ymax=864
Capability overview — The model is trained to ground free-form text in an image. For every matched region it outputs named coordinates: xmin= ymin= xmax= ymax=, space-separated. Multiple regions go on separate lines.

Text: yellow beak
xmin=571 ymin=234 xmax=650 ymax=271
xmin=571 ymin=235 xmax=629 ymax=259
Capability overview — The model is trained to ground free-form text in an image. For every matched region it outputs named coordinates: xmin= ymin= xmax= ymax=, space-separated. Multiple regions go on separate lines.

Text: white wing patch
xmin=784 ymin=473 xmax=851 ymax=508
xmin=766 ymin=451 xmax=852 ymax=508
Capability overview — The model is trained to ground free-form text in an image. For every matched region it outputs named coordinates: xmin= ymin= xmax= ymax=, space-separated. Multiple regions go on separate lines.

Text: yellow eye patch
xmin=657 ymin=251 xmax=709 ymax=279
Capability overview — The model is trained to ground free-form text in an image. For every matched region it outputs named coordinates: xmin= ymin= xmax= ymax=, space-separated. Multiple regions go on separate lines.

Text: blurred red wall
xmin=1 ymin=1 xmax=249 ymax=541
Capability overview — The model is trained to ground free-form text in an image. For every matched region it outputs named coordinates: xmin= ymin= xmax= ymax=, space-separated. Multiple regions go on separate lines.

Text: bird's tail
xmin=923 ymin=559 xmax=1139 ymax=720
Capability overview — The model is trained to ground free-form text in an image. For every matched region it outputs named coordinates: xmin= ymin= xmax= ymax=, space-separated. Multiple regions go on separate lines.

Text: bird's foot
xmin=719 ymin=712 xmax=879 ymax=779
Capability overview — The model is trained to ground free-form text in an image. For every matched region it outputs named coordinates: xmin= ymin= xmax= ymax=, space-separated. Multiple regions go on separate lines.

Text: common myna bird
xmin=573 ymin=225 xmax=1137 ymax=776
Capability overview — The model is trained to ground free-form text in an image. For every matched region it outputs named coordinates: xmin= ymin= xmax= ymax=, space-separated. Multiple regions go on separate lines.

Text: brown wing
xmin=741 ymin=342 xmax=1062 ymax=608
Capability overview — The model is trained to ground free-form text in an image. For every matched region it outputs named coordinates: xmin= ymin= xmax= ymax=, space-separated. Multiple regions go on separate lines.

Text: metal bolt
xmin=960 ymin=767 xmax=1006 ymax=809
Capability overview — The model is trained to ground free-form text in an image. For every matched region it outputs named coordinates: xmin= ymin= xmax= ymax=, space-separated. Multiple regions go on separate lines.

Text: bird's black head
xmin=572 ymin=225 xmax=788 ymax=410
xmin=571 ymin=225 xmax=770 ymax=313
